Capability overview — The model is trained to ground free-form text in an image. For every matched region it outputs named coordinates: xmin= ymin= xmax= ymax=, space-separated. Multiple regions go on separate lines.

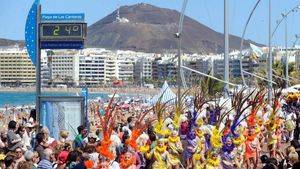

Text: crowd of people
xmin=0 ymin=89 xmax=299 ymax=169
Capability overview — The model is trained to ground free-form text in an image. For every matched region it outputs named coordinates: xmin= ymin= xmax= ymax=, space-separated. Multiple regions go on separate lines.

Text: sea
xmin=0 ymin=91 xmax=143 ymax=108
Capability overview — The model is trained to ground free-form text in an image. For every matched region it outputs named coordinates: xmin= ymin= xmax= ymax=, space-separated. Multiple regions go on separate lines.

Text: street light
xmin=239 ymin=0 xmax=262 ymax=87
xmin=240 ymin=4 xmax=300 ymax=102
xmin=224 ymin=0 xmax=229 ymax=98
xmin=267 ymin=0 xmax=272 ymax=103
xmin=175 ymin=0 xmax=188 ymax=104
xmin=274 ymin=5 xmax=300 ymax=88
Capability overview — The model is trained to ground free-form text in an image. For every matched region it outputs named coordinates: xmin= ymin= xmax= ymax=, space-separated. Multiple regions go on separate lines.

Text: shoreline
xmin=0 ymin=87 xmax=159 ymax=110
xmin=0 ymin=87 xmax=159 ymax=96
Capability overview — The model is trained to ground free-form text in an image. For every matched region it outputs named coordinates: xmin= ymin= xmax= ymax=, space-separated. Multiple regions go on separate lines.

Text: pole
xmin=239 ymin=0 xmax=262 ymax=87
xmin=224 ymin=0 xmax=229 ymax=97
xmin=36 ymin=4 xmax=41 ymax=124
xmin=176 ymin=0 xmax=188 ymax=104
xmin=177 ymin=37 xmax=182 ymax=103
xmin=284 ymin=14 xmax=289 ymax=88
xmin=268 ymin=0 xmax=273 ymax=103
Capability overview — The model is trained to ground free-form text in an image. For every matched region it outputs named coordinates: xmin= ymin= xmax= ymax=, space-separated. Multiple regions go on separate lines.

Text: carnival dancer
xmin=166 ymin=130 xmax=183 ymax=169
xmin=119 ymin=151 xmax=136 ymax=169
xmin=206 ymin=149 xmax=221 ymax=169
xmin=193 ymin=119 xmax=206 ymax=169
xmin=146 ymin=138 xmax=169 ymax=169
xmin=266 ymin=92 xmax=281 ymax=159
xmin=183 ymin=130 xmax=197 ymax=169
xmin=203 ymin=126 xmax=223 ymax=169
xmin=244 ymin=114 xmax=260 ymax=169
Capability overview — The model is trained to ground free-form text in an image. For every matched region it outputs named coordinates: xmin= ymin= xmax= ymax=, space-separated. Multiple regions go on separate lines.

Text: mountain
xmin=0 ymin=38 xmax=24 ymax=47
xmin=87 ymin=3 xmax=260 ymax=54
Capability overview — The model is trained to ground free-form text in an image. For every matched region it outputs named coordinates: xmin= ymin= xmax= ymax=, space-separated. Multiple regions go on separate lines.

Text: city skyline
xmin=1 ymin=0 xmax=300 ymax=47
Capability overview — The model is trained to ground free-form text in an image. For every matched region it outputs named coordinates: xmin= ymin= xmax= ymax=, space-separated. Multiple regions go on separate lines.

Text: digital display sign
xmin=40 ymin=23 xmax=86 ymax=39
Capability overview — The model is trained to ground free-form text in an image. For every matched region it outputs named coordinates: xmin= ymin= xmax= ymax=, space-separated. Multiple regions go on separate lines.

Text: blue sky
xmin=0 ymin=0 xmax=300 ymax=47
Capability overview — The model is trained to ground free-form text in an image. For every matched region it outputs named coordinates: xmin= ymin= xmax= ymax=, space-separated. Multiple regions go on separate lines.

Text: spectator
xmin=16 ymin=125 xmax=30 ymax=151
xmin=288 ymin=151 xmax=299 ymax=166
xmin=38 ymin=148 xmax=54 ymax=169
xmin=0 ymin=153 xmax=6 ymax=169
xmin=34 ymin=133 xmax=46 ymax=160
xmin=66 ymin=150 xmax=81 ymax=169
xmin=4 ymin=155 xmax=15 ymax=169
xmin=25 ymin=123 xmax=36 ymax=149
xmin=14 ymin=147 xmax=25 ymax=168
xmin=97 ymin=158 xmax=109 ymax=169
xmin=7 ymin=121 xmax=22 ymax=151
xmin=86 ymin=133 xmax=98 ymax=147
xmin=0 ymin=134 xmax=5 ymax=149
xmin=17 ymin=161 xmax=32 ymax=169
xmin=59 ymin=130 xmax=69 ymax=143
xmin=85 ymin=144 xmax=99 ymax=168
xmin=24 ymin=150 xmax=37 ymax=169
xmin=40 ymin=127 xmax=55 ymax=146
xmin=73 ymin=125 xmax=87 ymax=149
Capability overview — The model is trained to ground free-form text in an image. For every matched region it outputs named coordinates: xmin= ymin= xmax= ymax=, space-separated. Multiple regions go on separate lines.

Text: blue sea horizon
xmin=0 ymin=91 xmax=111 ymax=108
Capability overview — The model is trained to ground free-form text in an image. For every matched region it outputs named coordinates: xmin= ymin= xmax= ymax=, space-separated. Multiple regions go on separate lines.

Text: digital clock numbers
xmin=40 ymin=23 xmax=86 ymax=39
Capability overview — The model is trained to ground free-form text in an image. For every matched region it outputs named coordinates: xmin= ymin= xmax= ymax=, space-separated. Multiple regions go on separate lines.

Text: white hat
xmin=25 ymin=123 xmax=34 ymax=128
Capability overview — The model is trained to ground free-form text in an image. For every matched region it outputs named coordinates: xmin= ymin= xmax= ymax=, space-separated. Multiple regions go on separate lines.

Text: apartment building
xmin=0 ymin=48 xmax=35 ymax=86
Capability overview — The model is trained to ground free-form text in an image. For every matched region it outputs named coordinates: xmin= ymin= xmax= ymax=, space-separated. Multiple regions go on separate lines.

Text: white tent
xmin=150 ymin=81 xmax=177 ymax=105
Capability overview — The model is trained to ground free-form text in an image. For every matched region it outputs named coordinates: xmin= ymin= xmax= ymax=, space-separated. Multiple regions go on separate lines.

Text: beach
xmin=0 ymin=86 xmax=158 ymax=95
xmin=0 ymin=86 xmax=159 ymax=109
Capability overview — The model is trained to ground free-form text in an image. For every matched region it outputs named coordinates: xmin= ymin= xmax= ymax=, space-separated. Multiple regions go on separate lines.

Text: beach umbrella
xmin=150 ymin=81 xmax=176 ymax=105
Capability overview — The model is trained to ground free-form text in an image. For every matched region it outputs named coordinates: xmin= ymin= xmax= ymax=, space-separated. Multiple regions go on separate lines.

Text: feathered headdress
xmin=173 ymin=89 xmax=189 ymax=129
xmin=125 ymin=108 xmax=155 ymax=150
xmin=206 ymin=99 xmax=231 ymax=151
xmin=153 ymin=94 xmax=171 ymax=137
xmin=96 ymin=94 xmax=117 ymax=160
xmin=210 ymin=126 xmax=223 ymax=149
xmin=189 ymin=88 xmax=211 ymax=132
xmin=230 ymin=89 xmax=256 ymax=137
xmin=266 ymin=90 xmax=282 ymax=132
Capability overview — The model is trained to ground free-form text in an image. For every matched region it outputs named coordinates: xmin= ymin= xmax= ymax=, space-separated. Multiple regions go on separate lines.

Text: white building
xmin=134 ymin=57 xmax=153 ymax=84
xmin=0 ymin=48 xmax=36 ymax=86
xmin=75 ymin=49 xmax=106 ymax=86
xmin=117 ymin=54 xmax=135 ymax=81
xmin=104 ymin=54 xmax=118 ymax=83
xmin=49 ymin=50 xmax=77 ymax=86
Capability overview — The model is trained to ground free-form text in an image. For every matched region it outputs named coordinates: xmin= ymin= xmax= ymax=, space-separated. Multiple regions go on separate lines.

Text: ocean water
xmin=0 ymin=91 xmax=110 ymax=107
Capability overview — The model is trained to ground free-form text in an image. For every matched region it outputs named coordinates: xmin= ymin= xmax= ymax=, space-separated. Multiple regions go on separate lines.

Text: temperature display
xmin=40 ymin=23 xmax=86 ymax=39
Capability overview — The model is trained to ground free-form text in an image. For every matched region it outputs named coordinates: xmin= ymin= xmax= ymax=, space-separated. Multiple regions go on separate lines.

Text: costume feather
xmin=96 ymin=93 xmax=117 ymax=160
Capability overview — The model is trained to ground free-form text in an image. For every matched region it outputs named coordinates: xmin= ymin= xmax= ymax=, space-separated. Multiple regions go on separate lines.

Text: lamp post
xmin=224 ymin=0 xmax=229 ymax=98
xmin=239 ymin=0 xmax=262 ymax=87
xmin=272 ymin=5 xmax=300 ymax=88
xmin=239 ymin=3 xmax=300 ymax=92
xmin=176 ymin=0 xmax=188 ymax=104
xmin=268 ymin=0 xmax=272 ymax=103
xmin=284 ymin=12 xmax=288 ymax=88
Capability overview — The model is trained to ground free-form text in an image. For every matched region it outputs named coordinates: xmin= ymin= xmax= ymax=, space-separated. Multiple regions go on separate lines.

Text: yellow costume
xmin=193 ymin=139 xmax=205 ymax=169
xmin=206 ymin=151 xmax=221 ymax=169
xmin=146 ymin=140 xmax=168 ymax=169
xmin=167 ymin=135 xmax=183 ymax=167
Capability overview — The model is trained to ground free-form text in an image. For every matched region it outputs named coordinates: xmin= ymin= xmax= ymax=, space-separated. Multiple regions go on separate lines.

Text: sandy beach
xmin=0 ymin=86 xmax=159 ymax=96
